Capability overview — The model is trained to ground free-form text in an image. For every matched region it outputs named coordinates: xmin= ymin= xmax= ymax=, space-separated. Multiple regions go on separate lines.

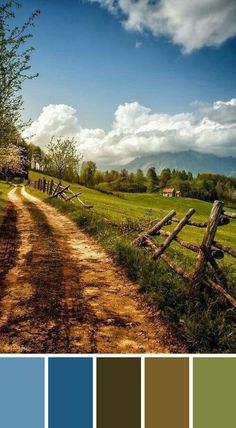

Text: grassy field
xmin=2 ymin=172 xmax=235 ymax=352
xmin=29 ymin=170 xmax=236 ymax=274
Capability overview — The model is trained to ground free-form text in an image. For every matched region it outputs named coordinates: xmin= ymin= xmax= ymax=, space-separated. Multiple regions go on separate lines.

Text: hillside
xmin=29 ymin=171 xmax=236 ymax=254
xmin=123 ymin=150 xmax=236 ymax=177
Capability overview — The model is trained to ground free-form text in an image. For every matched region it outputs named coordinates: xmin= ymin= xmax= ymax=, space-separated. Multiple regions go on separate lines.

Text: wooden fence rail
xmin=30 ymin=178 xmax=93 ymax=209
xmin=134 ymin=200 xmax=236 ymax=309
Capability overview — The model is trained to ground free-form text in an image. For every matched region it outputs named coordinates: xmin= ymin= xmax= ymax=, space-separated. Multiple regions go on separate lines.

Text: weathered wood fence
xmin=134 ymin=200 xmax=236 ymax=308
xmin=30 ymin=178 xmax=93 ymax=209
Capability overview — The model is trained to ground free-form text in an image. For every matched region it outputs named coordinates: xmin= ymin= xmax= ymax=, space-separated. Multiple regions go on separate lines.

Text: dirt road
xmin=0 ymin=187 xmax=183 ymax=353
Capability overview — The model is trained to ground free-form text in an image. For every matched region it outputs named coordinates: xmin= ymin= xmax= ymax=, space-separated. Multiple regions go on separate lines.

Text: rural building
xmin=162 ymin=188 xmax=181 ymax=197
xmin=162 ymin=188 xmax=175 ymax=197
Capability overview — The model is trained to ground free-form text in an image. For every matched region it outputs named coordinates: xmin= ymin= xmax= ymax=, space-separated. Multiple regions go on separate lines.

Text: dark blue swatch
xmin=49 ymin=357 xmax=93 ymax=428
xmin=0 ymin=358 xmax=44 ymax=428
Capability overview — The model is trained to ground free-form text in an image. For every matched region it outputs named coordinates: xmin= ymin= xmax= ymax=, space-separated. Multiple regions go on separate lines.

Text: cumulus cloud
xmin=23 ymin=98 xmax=236 ymax=166
xmin=89 ymin=0 xmax=236 ymax=52
xmin=23 ymin=104 xmax=80 ymax=145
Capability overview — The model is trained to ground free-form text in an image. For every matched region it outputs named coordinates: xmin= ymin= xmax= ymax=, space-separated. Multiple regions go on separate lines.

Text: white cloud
xmin=135 ymin=41 xmax=142 ymax=48
xmin=89 ymin=0 xmax=236 ymax=52
xmin=23 ymin=98 xmax=236 ymax=166
xmin=22 ymin=104 xmax=80 ymax=145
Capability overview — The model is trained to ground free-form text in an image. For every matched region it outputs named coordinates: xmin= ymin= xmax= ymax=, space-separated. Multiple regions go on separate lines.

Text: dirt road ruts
xmin=0 ymin=187 xmax=184 ymax=353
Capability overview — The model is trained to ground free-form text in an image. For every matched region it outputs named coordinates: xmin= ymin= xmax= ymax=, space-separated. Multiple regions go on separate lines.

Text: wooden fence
xmin=134 ymin=200 xmax=236 ymax=308
xmin=30 ymin=178 xmax=93 ymax=209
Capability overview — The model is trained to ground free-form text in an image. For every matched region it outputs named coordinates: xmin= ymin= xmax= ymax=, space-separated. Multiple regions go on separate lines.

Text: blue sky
xmin=18 ymin=0 xmax=236 ymax=164
xmin=19 ymin=0 xmax=236 ymax=128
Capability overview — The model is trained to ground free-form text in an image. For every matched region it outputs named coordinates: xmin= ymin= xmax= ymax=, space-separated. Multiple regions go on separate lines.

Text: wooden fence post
xmin=49 ymin=180 xmax=54 ymax=195
xmin=134 ymin=209 xmax=176 ymax=245
xmin=191 ymin=200 xmax=224 ymax=287
xmin=52 ymin=181 xmax=61 ymax=196
xmin=42 ymin=177 xmax=46 ymax=192
xmin=152 ymin=208 xmax=196 ymax=259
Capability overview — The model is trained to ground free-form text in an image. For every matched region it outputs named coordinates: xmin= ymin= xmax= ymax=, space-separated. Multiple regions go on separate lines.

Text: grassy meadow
xmin=29 ymin=170 xmax=236 ymax=272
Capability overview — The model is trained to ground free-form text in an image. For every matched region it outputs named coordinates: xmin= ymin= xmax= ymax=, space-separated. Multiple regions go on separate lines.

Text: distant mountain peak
xmin=123 ymin=151 xmax=236 ymax=177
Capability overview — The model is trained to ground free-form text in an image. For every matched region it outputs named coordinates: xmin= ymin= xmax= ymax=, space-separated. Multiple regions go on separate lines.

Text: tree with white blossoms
xmin=0 ymin=143 xmax=26 ymax=179
xmin=0 ymin=2 xmax=39 ymax=179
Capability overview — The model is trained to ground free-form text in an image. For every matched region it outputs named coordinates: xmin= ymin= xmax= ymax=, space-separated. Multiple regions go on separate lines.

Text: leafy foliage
xmin=47 ymin=136 xmax=82 ymax=180
xmin=0 ymin=1 xmax=39 ymax=178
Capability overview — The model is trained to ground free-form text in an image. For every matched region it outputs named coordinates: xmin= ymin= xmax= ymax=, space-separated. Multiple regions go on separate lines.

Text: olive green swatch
xmin=194 ymin=358 xmax=236 ymax=428
xmin=97 ymin=358 xmax=141 ymax=428
xmin=145 ymin=358 xmax=189 ymax=428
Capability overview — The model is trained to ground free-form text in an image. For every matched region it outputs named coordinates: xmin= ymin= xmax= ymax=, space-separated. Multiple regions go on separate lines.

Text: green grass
xmin=28 ymin=171 xmax=236 ymax=353
xmin=29 ymin=171 xmax=236 ymax=271
xmin=0 ymin=181 xmax=12 ymax=214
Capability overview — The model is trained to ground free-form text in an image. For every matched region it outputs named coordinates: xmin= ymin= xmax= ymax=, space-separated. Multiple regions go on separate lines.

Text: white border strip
xmin=0 ymin=353 xmax=235 ymax=358
xmin=44 ymin=356 xmax=49 ymax=428
xmin=189 ymin=356 xmax=193 ymax=428
xmin=93 ymin=356 xmax=97 ymax=428
xmin=141 ymin=356 xmax=145 ymax=428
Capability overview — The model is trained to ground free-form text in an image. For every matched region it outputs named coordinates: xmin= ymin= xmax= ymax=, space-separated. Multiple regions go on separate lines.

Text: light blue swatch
xmin=0 ymin=358 xmax=44 ymax=428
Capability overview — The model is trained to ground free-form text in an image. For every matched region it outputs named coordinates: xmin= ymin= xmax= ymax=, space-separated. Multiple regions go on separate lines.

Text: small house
xmin=162 ymin=188 xmax=175 ymax=197
xmin=176 ymin=191 xmax=181 ymax=198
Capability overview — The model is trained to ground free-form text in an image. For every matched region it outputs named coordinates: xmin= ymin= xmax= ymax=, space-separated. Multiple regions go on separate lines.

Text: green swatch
xmin=194 ymin=358 xmax=236 ymax=428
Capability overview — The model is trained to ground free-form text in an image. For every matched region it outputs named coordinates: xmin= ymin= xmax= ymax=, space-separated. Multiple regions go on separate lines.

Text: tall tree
xmin=0 ymin=1 xmax=40 ymax=148
xmin=159 ymin=168 xmax=171 ymax=187
xmin=80 ymin=161 xmax=97 ymax=187
xmin=146 ymin=167 xmax=158 ymax=192
xmin=47 ymin=137 xmax=82 ymax=180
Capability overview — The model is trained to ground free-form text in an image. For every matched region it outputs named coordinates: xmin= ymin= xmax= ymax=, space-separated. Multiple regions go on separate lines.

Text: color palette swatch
xmin=145 ymin=358 xmax=189 ymax=428
xmin=0 ymin=358 xmax=44 ymax=428
xmin=0 ymin=356 xmax=235 ymax=427
xmin=194 ymin=358 xmax=236 ymax=428
xmin=97 ymin=358 xmax=141 ymax=428
xmin=49 ymin=358 xmax=93 ymax=428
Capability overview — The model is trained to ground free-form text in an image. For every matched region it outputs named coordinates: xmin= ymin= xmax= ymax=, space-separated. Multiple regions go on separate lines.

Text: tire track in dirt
xmin=0 ymin=189 xmax=70 ymax=352
xmin=19 ymin=186 xmax=184 ymax=353
xmin=0 ymin=201 xmax=19 ymax=285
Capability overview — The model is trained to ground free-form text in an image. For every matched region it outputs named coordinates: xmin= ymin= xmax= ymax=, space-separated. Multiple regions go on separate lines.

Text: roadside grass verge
xmin=0 ymin=181 xmax=12 ymax=210
xmin=26 ymin=182 xmax=236 ymax=353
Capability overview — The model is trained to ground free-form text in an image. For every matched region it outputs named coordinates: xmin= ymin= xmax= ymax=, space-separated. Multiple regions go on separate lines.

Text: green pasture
xmin=29 ymin=171 xmax=236 ymax=273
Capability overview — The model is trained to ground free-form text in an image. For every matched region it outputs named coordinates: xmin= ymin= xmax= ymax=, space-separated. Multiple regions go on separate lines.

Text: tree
xmin=47 ymin=137 xmax=82 ymax=180
xmin=0 ymin=2 xmax=40 ymax=148
xmin=146 ymin=167 xmax=158 ymax=192
xmin=136 ymin=168 xmax=144 ymax=181
xmin=159 ymin=168 xmax=171 ymax=187
xmin=28 ymin=143 xmax=44 ymax=170
xmin=0 ymin=142 xmax=26 ymax=179
xmin=80 ymin=161 xmax=97 ymax=187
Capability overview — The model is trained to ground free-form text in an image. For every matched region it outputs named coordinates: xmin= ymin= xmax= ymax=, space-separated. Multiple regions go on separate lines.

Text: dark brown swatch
xmin=97 ymin=358 xmax=141 ymax=428
xmin=145 ymin=358 xmax=189 ymax=428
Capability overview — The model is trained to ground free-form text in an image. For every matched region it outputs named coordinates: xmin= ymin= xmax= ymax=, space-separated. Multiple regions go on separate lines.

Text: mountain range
xmin=122 ymin=150 xmax=236 ymax=177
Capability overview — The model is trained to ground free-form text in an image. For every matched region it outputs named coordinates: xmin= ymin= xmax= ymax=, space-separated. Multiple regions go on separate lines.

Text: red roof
xmin=163 ymin=188 xmax=175 ymax=193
